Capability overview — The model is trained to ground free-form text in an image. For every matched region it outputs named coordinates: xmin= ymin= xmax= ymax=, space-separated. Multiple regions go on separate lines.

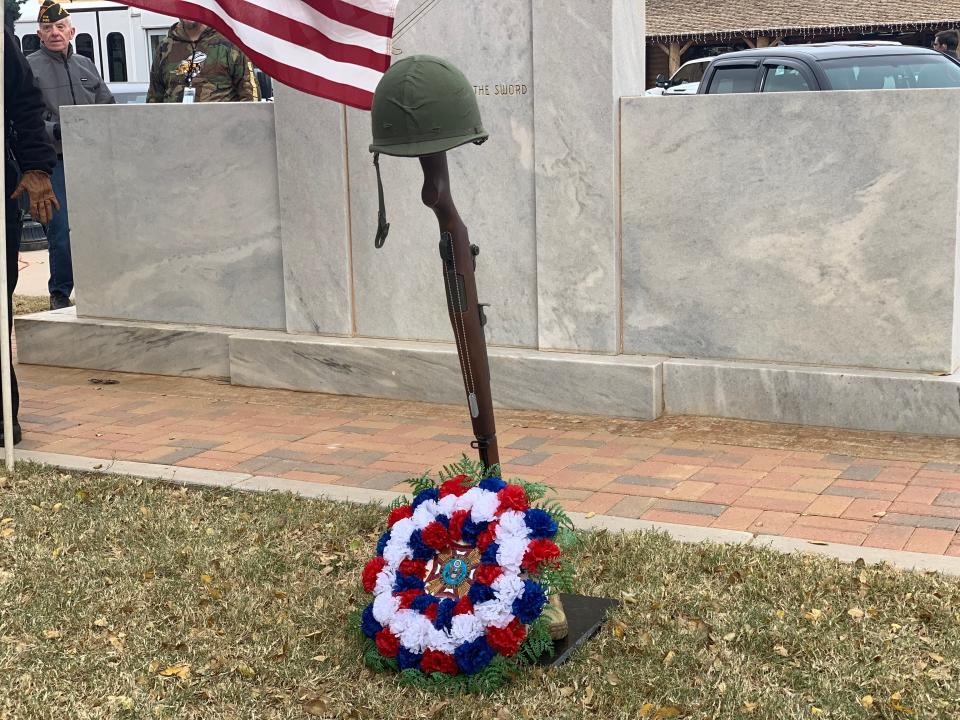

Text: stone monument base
xmin=16 ymin=309 xmax=960 ymax=437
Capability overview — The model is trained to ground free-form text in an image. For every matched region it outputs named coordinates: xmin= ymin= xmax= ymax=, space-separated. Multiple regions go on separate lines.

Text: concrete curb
xmin=15 ymin=450 xmax=960 ymax=576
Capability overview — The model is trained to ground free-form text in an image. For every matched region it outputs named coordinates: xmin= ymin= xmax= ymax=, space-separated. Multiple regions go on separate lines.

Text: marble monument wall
xmin=621 ymin=89 xmax=960 ymax=374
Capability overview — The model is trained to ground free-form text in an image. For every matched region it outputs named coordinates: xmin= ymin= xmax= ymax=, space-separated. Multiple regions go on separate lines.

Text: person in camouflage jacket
xmin=147 ymin=20 xmax=260 ymax=103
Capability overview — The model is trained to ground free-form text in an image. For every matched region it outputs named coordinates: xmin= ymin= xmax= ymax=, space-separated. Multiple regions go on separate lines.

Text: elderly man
xmin=27 ymin=0 xmax=114 ymax=311
xmin=148 ymin=18 xmax=260 ymax=103
xmin=5 ymin=25 xmax=59 ymax=444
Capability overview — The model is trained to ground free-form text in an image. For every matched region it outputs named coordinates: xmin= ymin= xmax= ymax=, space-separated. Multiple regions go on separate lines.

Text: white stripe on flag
xmin=339 ymin=0 xmax=399 ymax=16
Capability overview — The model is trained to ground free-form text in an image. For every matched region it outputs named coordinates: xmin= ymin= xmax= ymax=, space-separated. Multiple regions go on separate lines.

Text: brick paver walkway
xmin=13 ymin=364 xmax=960 ymax=557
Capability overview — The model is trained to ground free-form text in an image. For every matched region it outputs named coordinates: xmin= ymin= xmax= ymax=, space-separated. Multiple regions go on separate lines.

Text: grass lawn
xmin=1 ymin=465 xmax=958 ymax=719
xmin=12 ymin=296 xmax=49 ymax=316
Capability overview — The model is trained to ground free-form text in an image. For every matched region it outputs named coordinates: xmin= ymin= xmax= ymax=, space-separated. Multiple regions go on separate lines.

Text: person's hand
xmin=10 ymin=170 xmax=60 ymax=226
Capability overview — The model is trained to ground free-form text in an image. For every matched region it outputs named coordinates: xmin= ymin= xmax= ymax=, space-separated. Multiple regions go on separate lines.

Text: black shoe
xmin=0 ymin=423 xmax=22 ymax=446
xmin=50 ymin=294 xmax=73 ymax=310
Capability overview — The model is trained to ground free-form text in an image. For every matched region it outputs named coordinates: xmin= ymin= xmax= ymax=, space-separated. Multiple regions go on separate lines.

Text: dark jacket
xmin=148 ymin=24 xmax=259 ymax=103
xmin=5 ymin=27 xmax=57 ymax=196
xmin=26 ymin=44 xmax=114 ymax=154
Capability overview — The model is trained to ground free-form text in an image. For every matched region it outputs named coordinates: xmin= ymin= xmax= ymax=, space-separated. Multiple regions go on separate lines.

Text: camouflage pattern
xmin=147 ymin=25 xmax=259 ymax=103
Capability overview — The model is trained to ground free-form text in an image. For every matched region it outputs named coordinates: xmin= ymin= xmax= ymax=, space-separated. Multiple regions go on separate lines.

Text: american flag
xmin=126 ymin=0 xmax=399 ymax=109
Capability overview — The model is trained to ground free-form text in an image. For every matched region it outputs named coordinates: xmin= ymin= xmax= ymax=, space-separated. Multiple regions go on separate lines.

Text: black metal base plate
xmin=536 ymin=593 xmax=619 ymax=667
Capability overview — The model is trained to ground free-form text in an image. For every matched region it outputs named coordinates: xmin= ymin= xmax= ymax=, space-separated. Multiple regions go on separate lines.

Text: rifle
xmin=418 ymin=152 xmax=499 ymax=471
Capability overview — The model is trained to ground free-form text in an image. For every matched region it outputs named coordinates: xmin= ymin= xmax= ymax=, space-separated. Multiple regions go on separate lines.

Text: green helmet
xmin=370 ymin=55 xmax=488 ymax=157
xmin=369 ymin=55 xmax=488 ymax=247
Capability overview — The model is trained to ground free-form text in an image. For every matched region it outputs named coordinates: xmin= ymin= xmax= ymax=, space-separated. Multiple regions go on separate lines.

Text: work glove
xmin=10 ymin=170 xmax=60 ymax=226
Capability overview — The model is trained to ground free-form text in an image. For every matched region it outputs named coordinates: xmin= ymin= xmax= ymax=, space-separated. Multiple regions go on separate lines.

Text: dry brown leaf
xmin=803 ymin=608 xmax=823 ymax=622
xmin=653 ymin=707 xmax=682 ymax=719
xmin=722 ymin=632 xmax=736 ymax=641
xmin=743 ymin=701 xmax=759 ymax=714
xmin=774 ymin=645 xmax=789 ymax=657
xmin=302 ymin=696 xmax=330 ymax=717
xmin=640 ymin=704 xmax=655 ymax=718
xmin=663 ymin=650 xmax=676 ymax=666
xmin=42 ymin=630 xmax=61 ymax=640
xmin=582 ymin=686 xmax=595 ymax=706
xmin=860 ymin=695 xmax=874 ymax=709
xmin=234 ymin=661 xmax=256 ymax=678
xmin=558 ymin=686 xmax=574 ymax=698
xmin=808 ymin=541 xmax=828 ymax=546
xmin=584 ymin=511 xmax=597 ymax=518
xmin=0 ymin=528 xmax=14 ymax=540
xmin=847 ymin=608 xmax=864 ymax=619
xmin=159 ymin=663 xmax=191 ymax=680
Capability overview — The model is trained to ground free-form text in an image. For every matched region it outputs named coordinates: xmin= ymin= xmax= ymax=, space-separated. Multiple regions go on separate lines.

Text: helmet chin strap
xmin=373 ymin=152 xmax=390 ymax=248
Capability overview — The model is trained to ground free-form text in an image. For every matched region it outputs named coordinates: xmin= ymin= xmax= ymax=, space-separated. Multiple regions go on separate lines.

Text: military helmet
xmin=370 ymin=55 xmax=487 ymax=157
xmin=369 ymin=55 xmax=488 ymax=247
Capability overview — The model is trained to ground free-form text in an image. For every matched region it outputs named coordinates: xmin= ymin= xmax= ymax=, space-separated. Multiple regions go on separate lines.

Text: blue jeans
xmin=47 ymin=160 xmax=73 ymax=298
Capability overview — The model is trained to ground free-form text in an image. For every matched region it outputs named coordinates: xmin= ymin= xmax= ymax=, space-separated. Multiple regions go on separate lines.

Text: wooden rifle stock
xmin=419 ymin=153 xmax=499 ymax=470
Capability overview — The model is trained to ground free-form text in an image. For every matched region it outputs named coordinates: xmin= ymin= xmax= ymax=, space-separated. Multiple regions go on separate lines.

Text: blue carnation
xmin=393 ymin=573 xmax=426 ymax=593
xmin=397 ymin=646 xmax=423 ymax=670
xmin=410 ymin=594 xmax=437 ymax=613
xmin=376 ymin=529 xmax=392 ymax=556
xmin=461 ymin=518 xmax=488 ymax=545
xmin=524 ymin=508 xmax=558 ymax=539
xmin=412 ymin=487 xmax=440 ymax=510
xmin=512 ymin=580 xmax=547 ymax=624
xmin=480 ymin=542 xmax=499 ymax=565
xmin=433 ymin=598 xmax=456 ymax=631
xmin=408 ymin=530 xmax=436 ymax=561
xmin=434 ymin=513 xmax=450 ymax=528
xmin=468 ymin=582 xmax=495 ymax=605
xmin=454 ymin=636 xmax=496 ymax=675
xmin=478 ymin=477 xmax=507 ymax=492
xmin=361 ymin=603 xmax=382 ymax=639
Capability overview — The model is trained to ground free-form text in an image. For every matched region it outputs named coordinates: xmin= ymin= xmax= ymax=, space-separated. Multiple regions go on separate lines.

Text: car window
xmin=672 ymin=61 xmax=706 ymax=84
xmin=820 ymin=55 xmax=960 ymax=90
xmin=762 ymin=65 xmax=812 ymax=92
xmin=707 ymin=65 xmax=758 ymax=94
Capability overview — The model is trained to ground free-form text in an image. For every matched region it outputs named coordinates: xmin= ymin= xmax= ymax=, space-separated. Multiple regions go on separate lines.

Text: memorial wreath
xmin=353 ymin=457 xmax=576 ymax=690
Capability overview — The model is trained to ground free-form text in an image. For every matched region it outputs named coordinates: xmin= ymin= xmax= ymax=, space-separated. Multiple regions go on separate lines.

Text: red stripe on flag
xmin=198 ymin=0 xmax=390 ymax=71
xmin=300 ymin=0 xmax=395 ymax=36
xmin=126 ymin=0 xmax=390 ymax=109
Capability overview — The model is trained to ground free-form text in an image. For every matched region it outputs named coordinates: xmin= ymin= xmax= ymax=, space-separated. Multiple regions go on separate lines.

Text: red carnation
xmin=521 ymin=539 xmax=561 ymax=573
xmin=361 ymin=557 xmax=386 ymax=593
xmin=476 ymin=523 xmax=498 ymax=552
xmin=453 ymin=596 xmax=474 ymax=616
xmin=486 ymin=618 xmax=527 ymax=657
xmin=497 ymin=484 xmax=530 ymax=513
xmin=421 ymin=649 xmax=458 ymax=675
xmin=395 ymin=589 xmax=421 ymax=610
xmin=387 ymin=505 xmax=413 ymax=527
xmin=473 ymin=563 xmax=503 ymax=586
xmin=421 ymin=521 xmax=450 ymax=551
xmin=423 ymin=603 xmax=439 ymax=622
xmin=439 ymin=474 xmax=471 ymax=498
xmin=398 ymin=558 xmax=427 ymax=579
xmin=375 ymin=628 xmax=400 ymax=658
xmin=448 ymin=510 xmax=469 ymax=543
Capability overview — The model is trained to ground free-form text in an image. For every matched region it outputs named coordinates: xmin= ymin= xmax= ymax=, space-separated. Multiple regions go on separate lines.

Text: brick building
xmin=646 ymin=0 xmax=960 ymax=88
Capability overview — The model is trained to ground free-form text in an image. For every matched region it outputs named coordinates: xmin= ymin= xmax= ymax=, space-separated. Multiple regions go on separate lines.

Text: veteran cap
xmin=38 ymin=1 xmax=70 ymax=24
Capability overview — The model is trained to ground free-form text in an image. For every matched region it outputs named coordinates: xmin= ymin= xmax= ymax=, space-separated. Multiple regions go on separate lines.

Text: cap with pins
xmin=38 ymin=1 xmax=70 ymax=24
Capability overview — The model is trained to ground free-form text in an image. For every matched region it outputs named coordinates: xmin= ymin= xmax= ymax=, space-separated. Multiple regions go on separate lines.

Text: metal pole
xmin=0 ymin=13 xmax=14 ymax=472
